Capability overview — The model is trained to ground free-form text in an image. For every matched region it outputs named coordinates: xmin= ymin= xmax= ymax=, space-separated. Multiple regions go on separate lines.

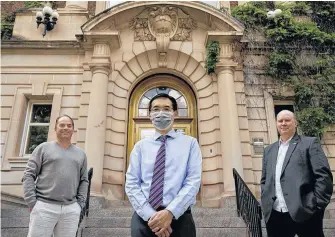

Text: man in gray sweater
xmin=23 ymin=114 xmax=88 ymax=237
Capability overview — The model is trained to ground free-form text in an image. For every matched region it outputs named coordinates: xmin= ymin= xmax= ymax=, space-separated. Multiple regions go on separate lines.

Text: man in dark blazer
xmin=261 ymin=110 xmax=333 ymax=237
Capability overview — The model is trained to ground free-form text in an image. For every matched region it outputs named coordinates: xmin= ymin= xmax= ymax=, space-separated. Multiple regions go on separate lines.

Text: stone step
xmin=2 ymin=216 xmax=335 ymax=229
xmin=0 ymin=216 xmax=246 ymax=228
xmin=0 ymin=207 xmax=240 ymax=218
xmin=81 ymin=227 xmax=335 ymax=237
xmin=81 ymin=227 xmax=249 ymax=237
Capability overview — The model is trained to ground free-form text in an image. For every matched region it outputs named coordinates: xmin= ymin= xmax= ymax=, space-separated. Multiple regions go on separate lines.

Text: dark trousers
xmin=131 ymin=209 xmax=196 ymax=237
xmin=266 ymin=209 xmax=325 ymax=237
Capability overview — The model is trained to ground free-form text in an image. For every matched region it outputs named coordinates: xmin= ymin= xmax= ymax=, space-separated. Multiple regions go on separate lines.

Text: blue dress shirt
xmin=125 ymin=129 xmax=202 ymax=221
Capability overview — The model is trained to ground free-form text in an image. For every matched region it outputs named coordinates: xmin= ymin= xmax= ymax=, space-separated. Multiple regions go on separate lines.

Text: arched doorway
xmin=127 ymin=74 xmax=198 ymax=166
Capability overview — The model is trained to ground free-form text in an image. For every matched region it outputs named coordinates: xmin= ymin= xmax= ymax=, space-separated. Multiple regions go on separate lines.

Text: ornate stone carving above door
xmin=129 ymin=6 xmax=197 ymax=42
xmin=130 ymin=5 xmax=197 ymax=67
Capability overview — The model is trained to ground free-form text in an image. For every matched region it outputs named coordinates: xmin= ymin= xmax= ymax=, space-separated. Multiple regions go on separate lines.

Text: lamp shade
xmin=36 ymin=11 xmax=43 ymax=18
xmin=42 ymin=6 xmax=53 ymax=16
xmin=267 ymin=11 xmax=275 ymax=19
xmin=274 ymin=9 xmax=282 ymax=16
xmin=51 ymin=11 xmax=59 ymax=20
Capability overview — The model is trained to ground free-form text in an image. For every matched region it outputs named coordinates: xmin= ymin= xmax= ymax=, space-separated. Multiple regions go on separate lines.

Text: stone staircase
xmin=1 ymin=194 xmax=335 ymax=237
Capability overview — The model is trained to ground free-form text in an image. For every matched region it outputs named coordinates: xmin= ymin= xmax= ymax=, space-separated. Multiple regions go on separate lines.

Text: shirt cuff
xmin=165 ymin=204 xmax=184 ymax=220
xmin=141 ymin=203 xmax=157 ymax=221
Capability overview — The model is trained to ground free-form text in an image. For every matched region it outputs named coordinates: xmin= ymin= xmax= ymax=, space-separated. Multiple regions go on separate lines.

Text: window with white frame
xmin=22 ymin=102 xmax=52 ymax=155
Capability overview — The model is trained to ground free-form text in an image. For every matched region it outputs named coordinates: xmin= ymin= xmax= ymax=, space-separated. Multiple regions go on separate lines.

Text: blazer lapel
xmin=280 ymin=135 xmax=300 ymax=177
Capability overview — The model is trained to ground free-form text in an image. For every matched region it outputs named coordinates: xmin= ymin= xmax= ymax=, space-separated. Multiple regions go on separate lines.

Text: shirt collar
xmin=279 ymin=135 xmax=294 ymax=146
xmin=154 ymin=129 xmax=177 ymax=141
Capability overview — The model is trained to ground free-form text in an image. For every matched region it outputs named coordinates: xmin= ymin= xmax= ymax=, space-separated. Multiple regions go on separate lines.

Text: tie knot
xmin=160 ymin=135 xmax=167 ymax=143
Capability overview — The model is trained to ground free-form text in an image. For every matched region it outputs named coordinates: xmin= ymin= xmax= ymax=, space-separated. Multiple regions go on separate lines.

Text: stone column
xmin=216 ymin=42 xmax=244 ymax=195
xmin=85 ymin=43 xmax=111 ymax=195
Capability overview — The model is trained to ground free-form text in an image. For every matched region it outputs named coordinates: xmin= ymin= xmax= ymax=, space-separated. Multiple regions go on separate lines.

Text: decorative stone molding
xmin=130 ymin=6 xmax=196 ymax=42
xmin=89 ymin=42 xmax=111 ymax=74
xmin=93 ymin=43 xmax=111 ymax=57
xmin=130 ymin=5 xmax=197 ymax=67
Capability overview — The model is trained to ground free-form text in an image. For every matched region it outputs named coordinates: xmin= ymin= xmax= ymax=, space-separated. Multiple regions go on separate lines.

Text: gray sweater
xmin=22 ymin=141 xmax=88 ymax=209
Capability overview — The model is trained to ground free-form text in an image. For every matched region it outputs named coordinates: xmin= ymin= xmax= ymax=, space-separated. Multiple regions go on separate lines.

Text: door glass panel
xmin=140 ymin=128 xmax=156 ymax=140
xmin=144 ymin=89 xmax=157 ymax=99
xmin=157 ymin=87 xmax=170 ymax=94
xmin=169 ymin=89 xmax=181 ymax=99
xmin=176 ymin=96 xmax=187 ymax=108
xmin=138 ymin=109 xmax=148 ymax=117
xmin=178 ymin=109 xmax=188 ymax=117
xmin=139 ymin=97 xmax=150 ymax=108
xmin=139 ymin=87 xmax=188 ymax=117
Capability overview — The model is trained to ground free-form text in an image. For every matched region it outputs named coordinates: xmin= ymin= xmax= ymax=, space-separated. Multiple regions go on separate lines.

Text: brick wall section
xmin=88 ymin=1 xmax=96 ymax=16
xmin=1 ymin=1 xmax=24 ymax=18
xmin=1 ymin=1 xmax=66 ymax=18
xmin=230 ymin=1 xmax=238 ymax=8
xmin=55 ymin=2 xmax=66 ymax=9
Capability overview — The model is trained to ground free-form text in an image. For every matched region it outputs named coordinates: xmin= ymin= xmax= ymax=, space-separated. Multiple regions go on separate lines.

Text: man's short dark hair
xmin=55 ymin=114 xmax=74 ymax=129
xmin=148 ymin=93 xmax=178 ymax=111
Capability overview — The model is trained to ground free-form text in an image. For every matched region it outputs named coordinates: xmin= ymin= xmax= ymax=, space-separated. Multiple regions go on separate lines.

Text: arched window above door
xmin=138 ymin=87 xmax=188 ymax=117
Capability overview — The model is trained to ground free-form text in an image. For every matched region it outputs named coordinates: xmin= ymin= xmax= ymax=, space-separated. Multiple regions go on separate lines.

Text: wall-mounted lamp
xmin=267 ymin=9 xmax=282 ymax=19
xmin=36 ymin=5 xmax=59 ymax=37
xmin=252 ymin=138 xmax=264 ymax=155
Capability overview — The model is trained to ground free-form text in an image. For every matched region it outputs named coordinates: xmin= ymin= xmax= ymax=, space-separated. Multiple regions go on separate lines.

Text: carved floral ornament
xmin=129 ymin=6 xmax=197 ymax=41
xmin=129 ymin=6 xmax=197 ymax=67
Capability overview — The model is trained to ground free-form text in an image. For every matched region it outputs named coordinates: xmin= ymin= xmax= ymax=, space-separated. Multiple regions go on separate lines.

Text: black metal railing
xmin=233 ymin=168 xmax=263 ymax=237
xmin=77 ymin=167 xmax=93 ymax=234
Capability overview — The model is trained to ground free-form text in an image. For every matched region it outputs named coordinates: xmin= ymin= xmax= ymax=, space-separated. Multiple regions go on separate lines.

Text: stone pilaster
xmin=85 ymin=42 xmax=110 ymax=195
xmin=216 ymin=42 xmax=244 ymax=196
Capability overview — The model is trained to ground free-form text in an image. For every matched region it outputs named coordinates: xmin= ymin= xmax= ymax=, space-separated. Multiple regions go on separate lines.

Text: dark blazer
xmin=260 ymin=135 xmax=333 ymax=223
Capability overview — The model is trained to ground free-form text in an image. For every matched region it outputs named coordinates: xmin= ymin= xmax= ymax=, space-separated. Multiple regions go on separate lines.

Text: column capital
xmin=215 ymin=42 xmax=239 ymax=71
xmin=88 ymin=63 xmax=110 ymax=75
xmin=89 ymin=42 xmax=111 ymax=75
xmin=216 ymin=64 xmax=237 ymax=75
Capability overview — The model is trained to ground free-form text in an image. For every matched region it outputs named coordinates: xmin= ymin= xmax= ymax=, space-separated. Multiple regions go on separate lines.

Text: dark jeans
xmin=131 ymin=209 xmax=196 ymax=237
xmin=266 ymin=209 xmax=325 ymax=237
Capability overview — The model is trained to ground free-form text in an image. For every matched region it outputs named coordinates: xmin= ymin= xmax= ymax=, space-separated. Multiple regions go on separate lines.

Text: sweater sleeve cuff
xmin=28 ymin=199 xmax=37 ymax=209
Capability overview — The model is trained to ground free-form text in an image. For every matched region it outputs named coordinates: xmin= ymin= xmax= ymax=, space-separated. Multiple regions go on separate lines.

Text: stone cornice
xmin=1 ymin=40 xmax=81 ymax=50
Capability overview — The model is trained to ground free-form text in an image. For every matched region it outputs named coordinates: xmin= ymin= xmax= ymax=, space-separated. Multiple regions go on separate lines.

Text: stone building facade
xmin=1 ymin=1 xmax=334 ymax=207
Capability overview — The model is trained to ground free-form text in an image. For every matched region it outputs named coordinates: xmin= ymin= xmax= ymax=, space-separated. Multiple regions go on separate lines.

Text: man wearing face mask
xmin=126 ymin=93 xmax=202 ymax=237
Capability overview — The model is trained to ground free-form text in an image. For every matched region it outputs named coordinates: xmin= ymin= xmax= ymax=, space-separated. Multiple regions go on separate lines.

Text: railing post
xmin=232 ymin=168 xmax=263 ymax=237
xmin=233 ymin=168 xmax=241 ymax=216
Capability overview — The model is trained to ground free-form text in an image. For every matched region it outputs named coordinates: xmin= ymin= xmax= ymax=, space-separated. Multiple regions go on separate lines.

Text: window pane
xmin=169 ymin=89 xmax=181 ymax=99
xmin=138 ymin=109 xmax=148 ymax=117
xmin=26 ymin=126 xmax=49 ymax=154
xmin=177 ymin=96 xmax=187 ymax=109
xmin=30 ymin=104 xmax=52 ymax=123
xmin=139 ymin=97 xmax=150 ymax=108
xmin=144 ymin=89 xmax=157 ymax=100
xmin=157 ymin=87 xmax=170 ymax=94
xmin=178 ymin=109 xmax=188 ymax=116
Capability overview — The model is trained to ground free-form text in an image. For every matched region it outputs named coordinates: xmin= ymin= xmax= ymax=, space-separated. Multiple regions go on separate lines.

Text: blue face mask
xmin=150 ymin=111 xmax=173 ymax=130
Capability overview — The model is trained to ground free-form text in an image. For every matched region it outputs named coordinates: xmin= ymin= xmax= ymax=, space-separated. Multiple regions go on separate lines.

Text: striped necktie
xmin=148 ymin=135 xmax=167 ymax=210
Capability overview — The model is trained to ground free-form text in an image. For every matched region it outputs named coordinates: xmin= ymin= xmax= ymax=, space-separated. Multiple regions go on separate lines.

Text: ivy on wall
xmin=205 ymin=41 xmax=221 ymax=74
xmin=229 ymin=1 xmax=335 ymax=139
